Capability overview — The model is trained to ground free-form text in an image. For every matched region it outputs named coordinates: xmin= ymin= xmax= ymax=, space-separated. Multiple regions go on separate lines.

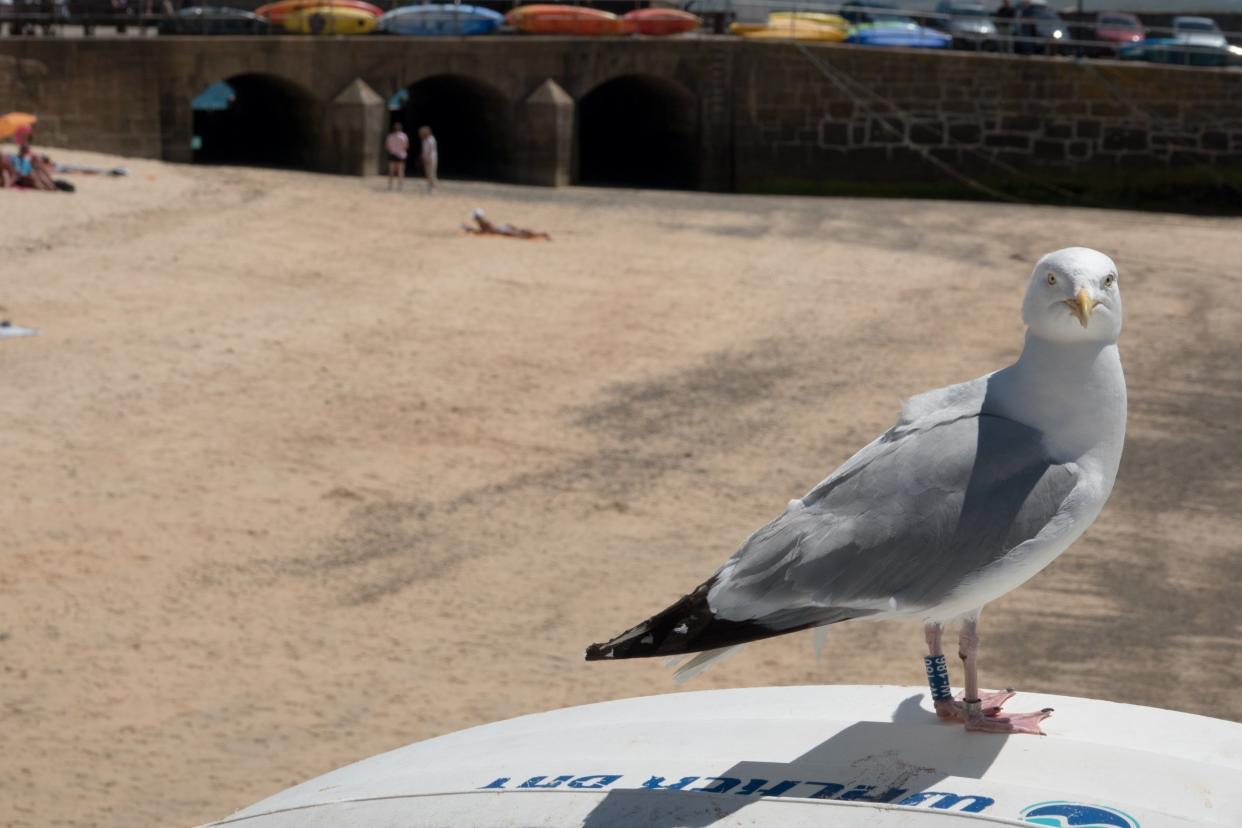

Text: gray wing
xmin=706 ymin=413 xmax=1078 ymax=626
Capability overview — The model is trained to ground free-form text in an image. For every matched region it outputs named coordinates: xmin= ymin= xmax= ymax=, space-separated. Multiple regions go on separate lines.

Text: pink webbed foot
xmin=963 ymin=705 xmax=1053 ymax=735
xmin=933 ymin=688 xmax=1016 ymax=721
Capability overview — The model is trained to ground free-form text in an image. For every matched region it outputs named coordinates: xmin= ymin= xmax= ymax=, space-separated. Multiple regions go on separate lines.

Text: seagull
xmin=586 ymin=248 xmax=1127 ymax=735
xmin=0 ymin=320 xmax=37 ymax=339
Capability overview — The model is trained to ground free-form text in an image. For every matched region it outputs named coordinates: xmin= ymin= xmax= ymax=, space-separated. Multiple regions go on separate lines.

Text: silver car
xmin=933 ymin=0 xmax=999 ymax=50
xmin=1172 ymin=16 xmax=1227 ymax=50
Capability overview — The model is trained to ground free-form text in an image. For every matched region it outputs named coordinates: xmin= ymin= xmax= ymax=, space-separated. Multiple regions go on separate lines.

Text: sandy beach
xmin=1 ymin=150 xmax=1239 ymax=828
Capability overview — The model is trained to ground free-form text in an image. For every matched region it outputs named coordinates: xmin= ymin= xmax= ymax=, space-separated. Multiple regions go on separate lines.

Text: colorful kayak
xmin=506 ymin=5 xmax=630 ymax=36
xmin=622 ymin=8 xmax=699 ymax=36
xmin=846 ymin=21 xmax=951 ymax=48
xmin=732 ymin=18 xmax=848 ymax=41
xmin=1119 ymin=37 xmax=1228 ymax=66
xmin=378 ymin=3 xmax=502 ymax=35
xmin=769 ymin=11 xmax=848 ymax=29
xmin=255 ymin=0 xmax=380 ymax=24
xmin=282 ymin=5 xmax=378 ymax=33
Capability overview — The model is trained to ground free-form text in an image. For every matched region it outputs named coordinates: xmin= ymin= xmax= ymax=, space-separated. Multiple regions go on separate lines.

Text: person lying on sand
xmin=463 ymin=208 xmax=550 ymax=241
xmin=54 ymin=163 xmax=128 ymax=177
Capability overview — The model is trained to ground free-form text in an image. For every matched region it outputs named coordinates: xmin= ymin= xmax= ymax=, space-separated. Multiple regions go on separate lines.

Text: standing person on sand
xmin=419 ymin=125 xmax=438 ymax=193
xmin=385 ymin=121 xmax=409 ymax=191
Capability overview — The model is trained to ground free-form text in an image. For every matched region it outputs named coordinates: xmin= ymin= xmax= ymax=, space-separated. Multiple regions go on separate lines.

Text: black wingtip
xmin=583 ymin=583 xmax=714 ymax=662
xmin=584 ymin=580 xmax=819 ymax=662
xmin=585 ymin=580 xmax=874 ymax=662
xmin=583 ymin=643 xmax=613 ymax=661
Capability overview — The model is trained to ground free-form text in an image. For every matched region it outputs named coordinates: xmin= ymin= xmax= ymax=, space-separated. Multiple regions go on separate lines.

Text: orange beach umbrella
xmin=0 ymin=112 xmax=37 ymax=141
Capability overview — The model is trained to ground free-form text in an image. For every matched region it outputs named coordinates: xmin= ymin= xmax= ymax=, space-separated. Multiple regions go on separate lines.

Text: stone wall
xmin=2 ymin=37 xmax=1241 ymax=202
xmin=0 ymin=47 xmax=165 ymax=158
xmin=732 ymin=42 xmax=1242 ymax=195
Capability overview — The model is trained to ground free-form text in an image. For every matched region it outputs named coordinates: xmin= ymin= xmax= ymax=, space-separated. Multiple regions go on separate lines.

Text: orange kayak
xmin=255 ymin=0 xmax=380 ymax=24
xmin=506 ymin=4 xmax=631 ymax=35
xmin=622 ymin=8 xmax=699 ymax=35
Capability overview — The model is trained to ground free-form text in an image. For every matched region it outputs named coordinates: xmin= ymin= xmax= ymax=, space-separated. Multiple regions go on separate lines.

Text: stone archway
xmin=577 ymin=74 xmax=699 ymax=189
xmin=393 ymin=74 xmax=513 ymax=181
xmin=191 ymin=73 xmax=322 ymax=168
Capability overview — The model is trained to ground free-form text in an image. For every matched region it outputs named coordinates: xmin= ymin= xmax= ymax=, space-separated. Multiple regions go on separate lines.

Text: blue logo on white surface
xmin=479 ymin=773 xmax=993 ymax=813
xmin=1019 ymin=801 xmax=1139 ymax=828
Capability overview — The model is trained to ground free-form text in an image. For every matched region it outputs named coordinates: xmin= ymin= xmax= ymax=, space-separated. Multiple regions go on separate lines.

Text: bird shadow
xmin=581 ymin=693 xmax=1010 ymax=827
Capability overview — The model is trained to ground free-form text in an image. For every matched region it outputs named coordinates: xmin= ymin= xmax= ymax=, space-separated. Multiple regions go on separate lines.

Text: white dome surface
xmin=201 ymin=685 xmax=1242 ymax=827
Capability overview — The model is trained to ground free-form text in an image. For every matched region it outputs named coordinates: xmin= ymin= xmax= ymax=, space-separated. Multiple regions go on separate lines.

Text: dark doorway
xmin=393 ymin=75 xmax=512 ymax=181
xmin=578 ymin=75 xmax=699 ymax=189
xmin=191 ymin=74 xmax=320 ymax=168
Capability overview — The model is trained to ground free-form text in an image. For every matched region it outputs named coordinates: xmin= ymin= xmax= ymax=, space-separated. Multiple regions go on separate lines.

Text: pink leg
xmin=958 ymin=616 xmax=1052 ymax=735
xmin=925 ymin=621 xmax=1013 ymax=720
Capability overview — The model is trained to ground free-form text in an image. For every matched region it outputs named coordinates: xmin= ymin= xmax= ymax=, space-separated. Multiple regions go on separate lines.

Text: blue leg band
xmin=924 ymin=654 xmax=953 ymax=701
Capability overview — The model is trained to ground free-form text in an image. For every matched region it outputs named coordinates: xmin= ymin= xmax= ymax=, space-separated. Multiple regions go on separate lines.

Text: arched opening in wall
xmin=191 ymin=74 xmax=320 ymax=168
xmin=578 ymin=75 xmax=699 ymax=190
xmin=392 ymin=75 xmax=512 ymax=181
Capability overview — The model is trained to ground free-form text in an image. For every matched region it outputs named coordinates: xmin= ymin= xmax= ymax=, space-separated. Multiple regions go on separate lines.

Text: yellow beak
xmin=1064 ymin=288 xmax=1097 ymax=328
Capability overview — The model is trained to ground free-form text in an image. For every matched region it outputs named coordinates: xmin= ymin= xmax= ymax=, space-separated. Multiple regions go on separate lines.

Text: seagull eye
xmin=1046 ymin=273 xmax=1057 ymax=286
xmin=1104 ymin=274 xmax=1115 ymax=288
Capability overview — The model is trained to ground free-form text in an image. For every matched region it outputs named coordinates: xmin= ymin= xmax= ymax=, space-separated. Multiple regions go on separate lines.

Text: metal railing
xmin=732 ymin=1 xmax=1240 ymax=59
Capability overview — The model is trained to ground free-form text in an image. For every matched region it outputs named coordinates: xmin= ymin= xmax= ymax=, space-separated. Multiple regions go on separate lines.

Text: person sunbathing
xmin=9 ymin=146 xmax=58 ymax=191
xmin=463 ymin=208 xmax=550 ymax=240
xmin=30 ymin=152 xmax=59 ymax=191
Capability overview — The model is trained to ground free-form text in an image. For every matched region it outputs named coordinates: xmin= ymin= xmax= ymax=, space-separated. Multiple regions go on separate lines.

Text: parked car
xmin=1013 ymin=0 xmax=1068 ymax=55
xmin=1171 ymin=15 xmax=1227 ymax=49
xmin=839 ymin=0 xmax=951 ymax=48
xmin=932 ymin=0 xmax=998 ymax=50
xmin=1093 ymin=11 xmax=1143 ymax=55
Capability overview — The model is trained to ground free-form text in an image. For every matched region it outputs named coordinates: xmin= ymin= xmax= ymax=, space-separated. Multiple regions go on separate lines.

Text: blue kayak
xmin=378 ymin=3 xmax=502 ymax=35
xmin=1118 ymin=37 xmax=1227 ymax=66
xmin=847 ymin=21 xmax=950 ymax=48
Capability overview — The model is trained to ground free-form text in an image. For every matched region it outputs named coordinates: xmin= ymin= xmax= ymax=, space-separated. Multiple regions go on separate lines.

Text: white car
xmin=1172 ymin=15 xmax=1227 ymax=49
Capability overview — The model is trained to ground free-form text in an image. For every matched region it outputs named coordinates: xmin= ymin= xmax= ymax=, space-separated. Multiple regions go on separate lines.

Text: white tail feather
xmin=671 ymin=645 xmax=744 ymax=683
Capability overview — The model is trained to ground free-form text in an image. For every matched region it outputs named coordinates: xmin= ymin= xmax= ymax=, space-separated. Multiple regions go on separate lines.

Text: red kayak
xmin=255 ymin=0 xmax=381 ymax=24
xmin=622 ymin=8 xmax=700 ymax=35
xmin=506 ymin=4 xmax=632 ymax=35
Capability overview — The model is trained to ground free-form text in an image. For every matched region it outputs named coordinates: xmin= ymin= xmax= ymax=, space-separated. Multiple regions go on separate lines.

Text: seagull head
xmin=1021 ymin=247 xmax=1122 ymax=344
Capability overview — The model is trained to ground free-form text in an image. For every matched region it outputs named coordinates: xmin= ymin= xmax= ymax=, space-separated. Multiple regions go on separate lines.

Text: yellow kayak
xmin=769 ymin=11 xmax=848 ymax=28
xmin=731 ymin=11 xmax=848 ymax=41
xmin=282 ymin=5 xmax=377 ymax=33
xmin=732 ymin=18 xmax=848 ymax=41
